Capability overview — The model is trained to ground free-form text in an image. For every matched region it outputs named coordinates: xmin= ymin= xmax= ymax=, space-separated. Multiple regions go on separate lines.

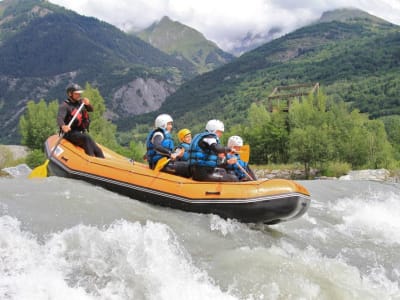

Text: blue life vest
xmin=189 ymin=132 xmax=219 ymax=167
xmin=226 ymin=153 xmax=248 ymax=180
xmin=145 ymin=128 xmax=174 ymax=168
xmin=177 ymin=142 xmax=190 ymax=161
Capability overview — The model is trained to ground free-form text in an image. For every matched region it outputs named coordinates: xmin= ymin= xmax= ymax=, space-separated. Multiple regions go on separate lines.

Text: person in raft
xmin=145 ymin=114 xmax=190 ymax=177
xmin=57 ymin=83 xmax=105 ymax=158
xmin=189 ymin=119 xmax=238 ymax=182
xmin=175 ymin=128 xmax=192 ymax=161
xmin=225 ymin=135 xmax=256 ymax=181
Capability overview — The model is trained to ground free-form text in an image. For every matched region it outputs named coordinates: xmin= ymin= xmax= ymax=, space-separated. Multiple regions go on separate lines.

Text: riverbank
xmin=253 ymin=166 xmax=400 ymax=182
xmin=0 ymin=145 xmax=29 ymax=161
xmin=0 ymin=145 xmax=30 ymax=176
xmin=1 ymin=145 xmax=399 ymax=182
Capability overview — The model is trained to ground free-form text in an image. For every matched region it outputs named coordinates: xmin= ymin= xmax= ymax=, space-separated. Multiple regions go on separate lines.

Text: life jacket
xmin=189 ymin=132 xmax=219 ymax=167
xmin=177 ymin=142 xmax=190 ymax=161
xmin=64 ymin=100 xmax=90 ymax=132
xmin=145 ymin=128 xmax=174 ymax=168
xmin=226 ymin=153 xmax=247 ymax=180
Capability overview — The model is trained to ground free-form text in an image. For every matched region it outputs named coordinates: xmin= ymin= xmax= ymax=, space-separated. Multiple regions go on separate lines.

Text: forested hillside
xmin=0 ymin=0 xmax=197 ymax=143
xmin=15 ymin=7 xmax=400 ymax=175
xmin=117 ymin=9 xmax=400 ymax=134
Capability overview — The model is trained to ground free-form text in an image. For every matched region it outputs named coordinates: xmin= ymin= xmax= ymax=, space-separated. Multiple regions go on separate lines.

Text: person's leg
xmin=89 ymin=138 xmax=105 ymax=158
xmin=161 ymin=161 xmax=190 ymax=177
xmin=173 ymin=161 xmax=191 ymax=177
xmin=191 ymin=166 xmax=210 ymax=181
xmin=65 ymin=131 xmax=104 ymax=157
xmin=65 ymin=131 xmax=92 ymax=155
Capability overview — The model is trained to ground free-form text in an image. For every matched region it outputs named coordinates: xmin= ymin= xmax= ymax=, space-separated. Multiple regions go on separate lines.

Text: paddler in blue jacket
xmin=189 ymin=119 xmax=238 ymax=182
xmin=226 ymin=135 xmax=256 ymax=181
xmin=145 ymin=114 xmax=190 ymax=177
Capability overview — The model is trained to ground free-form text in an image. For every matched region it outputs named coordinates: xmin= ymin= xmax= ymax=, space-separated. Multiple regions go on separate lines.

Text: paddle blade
xmin=238 ymin=144 xmax=250 ymax=163
xmin=28 ymin=159 xmax=49 ymax=179
xmin=154 ymin=157 xmax=170 ymax=172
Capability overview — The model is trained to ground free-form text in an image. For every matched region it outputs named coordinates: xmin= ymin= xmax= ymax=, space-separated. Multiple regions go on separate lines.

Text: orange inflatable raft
xmin=44 ymin=135 xmax=311 ymax=224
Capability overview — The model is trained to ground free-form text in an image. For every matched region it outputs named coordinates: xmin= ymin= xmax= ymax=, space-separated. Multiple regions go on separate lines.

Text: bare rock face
xmin=110 ymin=78 xmax=175 ymax=118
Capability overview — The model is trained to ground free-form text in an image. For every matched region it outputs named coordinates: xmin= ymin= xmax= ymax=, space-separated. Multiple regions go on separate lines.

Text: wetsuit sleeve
xmin=84 ymin=103 xmax=94 ymax=112
xmin=57 ymin=103 xmax=68 ymax=127
xmin=199 ymin=137 xmax=231 ymax=154
xmin=209 ymin=143 xmax=231 ymax=154
xmin=152 ymin=133 xmax=171 ymax=156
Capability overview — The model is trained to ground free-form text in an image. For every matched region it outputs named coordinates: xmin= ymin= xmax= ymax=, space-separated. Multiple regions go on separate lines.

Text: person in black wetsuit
xmin=57 ymin=83 xmax=104 ymax=158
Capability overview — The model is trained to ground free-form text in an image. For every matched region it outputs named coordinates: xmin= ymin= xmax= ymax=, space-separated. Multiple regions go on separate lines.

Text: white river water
xmin=0 ymin=176 xmax=399 ymax=300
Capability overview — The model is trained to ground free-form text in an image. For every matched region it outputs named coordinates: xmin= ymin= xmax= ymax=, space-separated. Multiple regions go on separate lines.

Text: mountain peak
xmin=318 ymin=8 xmax=390 ymax=25
xmin=136 ymin=16 xmax=233 ymax=73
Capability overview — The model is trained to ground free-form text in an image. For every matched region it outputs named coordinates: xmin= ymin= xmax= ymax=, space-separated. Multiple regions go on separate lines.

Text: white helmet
xmin=227 ymin=136 xmax=243 ymax=148
xmin=155 ymin=114 xmax=173 ymax=129
xmin=205 ymin=119 xmax=224 ymax=133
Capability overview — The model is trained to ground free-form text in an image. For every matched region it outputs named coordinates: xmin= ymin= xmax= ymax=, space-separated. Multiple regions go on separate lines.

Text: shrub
xmin=322 ymin=161 xmax=351 ymax=177
xmin=25 ymin=149 xmax=46 ymax=169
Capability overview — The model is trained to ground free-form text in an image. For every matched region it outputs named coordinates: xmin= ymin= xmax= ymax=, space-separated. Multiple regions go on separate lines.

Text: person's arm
xmin=57 ymin=103 xmax=70 ymax=133
xmin=199 ymin=136 xmax=231 ymax=154
xmin=210 ymin=143 xmax=231 ymax=154
xmin=152 ymin=133 xmax=177 ymax=159
xmin=81 ymin=98 xmax=93 ymax=112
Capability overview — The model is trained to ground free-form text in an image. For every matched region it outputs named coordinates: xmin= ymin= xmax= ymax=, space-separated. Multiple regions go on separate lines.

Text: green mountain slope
xmin=117 ymin=8 xmax=400 ymax=132
xmin=0 ymin=0 xmax=196 ymax=77
xmin=136 ymin=16 xmax=234 ymax=74
xmin=0 ymin=0 xmax=197 ymax=143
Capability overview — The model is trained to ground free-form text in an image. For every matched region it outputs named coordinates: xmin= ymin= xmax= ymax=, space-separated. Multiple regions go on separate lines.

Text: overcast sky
xmin=47 ymin=0 xmax=400 ymax=52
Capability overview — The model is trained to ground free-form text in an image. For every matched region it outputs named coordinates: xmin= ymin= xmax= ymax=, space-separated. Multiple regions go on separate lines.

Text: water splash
xmin=0 ymin=216 xmax=237 ymax=300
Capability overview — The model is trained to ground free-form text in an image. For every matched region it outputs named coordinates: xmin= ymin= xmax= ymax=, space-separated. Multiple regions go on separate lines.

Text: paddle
xmin=29 ymin=102 xmax=85 ymax=179
xmin=236 ymin=162 xmax=255 ymax=181
xmin=153 ymin=147 xmax=184 ymax=172
xmin=154 ymin=156 xmax=170 ymax=172
xmin=237 ymin=144 xmax=250 ymax=163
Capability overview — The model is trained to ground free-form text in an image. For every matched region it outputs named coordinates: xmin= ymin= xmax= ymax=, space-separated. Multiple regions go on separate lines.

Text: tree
xmin=380 ymin=115 xmax=400 ymax=160
xmin=288 ymin=90 xmax=396 ymax=174
xmin=288 ymin=92 xmax=334 ymax=176
xmin=19 ymin=99 xmax=58 ymax=150
xmin=289 ymin=125 xmax=331 ymax=178
xmin=81 ymin=83 xmax=119 ymax=150
xmin=231 ymin=103 xmax=289 ymax=164
xmin=364 ymin=120 xmax=395 ymax=169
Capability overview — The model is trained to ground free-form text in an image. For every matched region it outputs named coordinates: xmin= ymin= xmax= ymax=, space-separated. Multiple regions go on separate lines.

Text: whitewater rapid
xmin=1 ymin=177 xmax=399 ymax=299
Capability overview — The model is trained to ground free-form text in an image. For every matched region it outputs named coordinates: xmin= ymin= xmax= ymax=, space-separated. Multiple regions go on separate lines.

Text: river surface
xmin=1 ymin=176 xmax=399 ymax=300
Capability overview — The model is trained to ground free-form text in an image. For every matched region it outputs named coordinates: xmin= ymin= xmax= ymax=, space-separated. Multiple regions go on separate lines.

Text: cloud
xmin=48 ymin=0 xmax=400 ymax=52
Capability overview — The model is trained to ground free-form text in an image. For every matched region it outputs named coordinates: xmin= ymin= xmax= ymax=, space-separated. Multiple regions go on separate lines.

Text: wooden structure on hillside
xmin=267 ymin=82 xmax=319 ymax=112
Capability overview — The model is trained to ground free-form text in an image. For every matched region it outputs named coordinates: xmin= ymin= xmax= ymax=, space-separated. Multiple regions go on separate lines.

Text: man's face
xmin=70 ymin=91 xmax=82 ymax=101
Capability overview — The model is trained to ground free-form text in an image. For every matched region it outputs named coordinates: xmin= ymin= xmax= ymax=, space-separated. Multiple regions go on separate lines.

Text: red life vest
xmin=65 ymin=100 xmax=90 ymax=131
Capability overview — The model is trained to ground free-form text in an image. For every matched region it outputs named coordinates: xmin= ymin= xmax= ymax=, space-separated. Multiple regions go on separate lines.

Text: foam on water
xmin=1 ymin=178 xmax=400 ymax=299
xmin=331 ymin=190 xmax=400 ymax=245
xmin=0 ymin=216 xmax=237 ymax=300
